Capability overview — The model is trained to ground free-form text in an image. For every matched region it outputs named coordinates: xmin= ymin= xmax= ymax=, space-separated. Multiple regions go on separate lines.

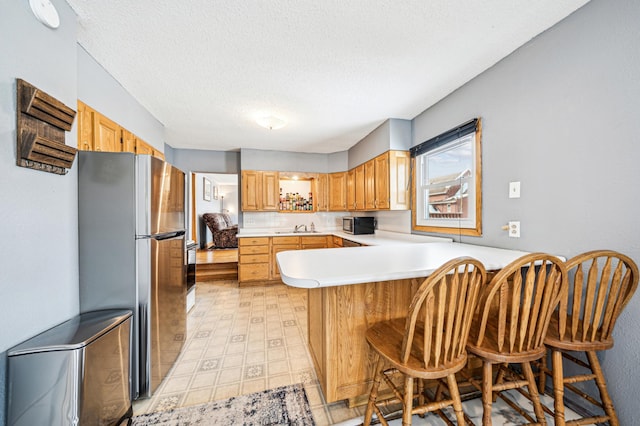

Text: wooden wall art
xmin=16 ymin=79 xmax=77 ymax=175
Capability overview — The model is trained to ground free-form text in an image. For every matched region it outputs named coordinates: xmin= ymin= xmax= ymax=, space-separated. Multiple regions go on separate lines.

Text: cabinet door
xmin=328 ymin=172 xmax=347 ymax=211
xmin=346 ymin=169 xmax=356 ymax=211
xmin=271 ymin=243 xmax=299 ymax=280
xmin=261 ymin=171 xmax=280 ymax=211
xmin=364 ymin=160 xmax=376 ymax=210
xmin=242 ymin=170 xmax=260 ymax=211
xmin=77 ymin=101 xmax=94 ymax=151
xmin=93 ymin=112 xmax=120 ymax=152
xmin=315 ymin=174 xmax=328 ymax=211
xmin=388 ymin=151 xmax=410 ymax=210
xmin=121 ymin=129 xmax=136 ymax=153
xmin=374 ymin=152 xmax=390 ymax=209
xmin=136 ymin=138 xmax=154 ymax=155
xmin=354 ymin=164 xmax=365 ymax=210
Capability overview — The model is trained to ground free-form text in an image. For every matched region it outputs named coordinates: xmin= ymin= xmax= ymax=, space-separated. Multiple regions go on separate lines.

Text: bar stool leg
xmin=403 ymin=376 xmax=414 ymax=426
xmin=551 ymin=349 xmax=566 ymax=426
xmin=522 ymin=361 xmax=546 ymax=425
xmin=482 ymin=361 xmax=493 ymax=426
xmin=587 ymin=351 xmax=619 ymax=426
xmin=364 ymin=354 xmax=383 ymax=426
xmin=446 ymin=373 xmax=466 ymax=425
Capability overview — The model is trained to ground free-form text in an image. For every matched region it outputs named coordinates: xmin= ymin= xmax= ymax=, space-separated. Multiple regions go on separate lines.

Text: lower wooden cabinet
xmin=239 ymin=235 xmax=329 ymax=284
xmin=308 ymin=278 xmax=417 ymax=404
xmin=238 ymin=237 xmax=270 ymax=282
xmin=271 ymin=236 xmax=299 ymax=281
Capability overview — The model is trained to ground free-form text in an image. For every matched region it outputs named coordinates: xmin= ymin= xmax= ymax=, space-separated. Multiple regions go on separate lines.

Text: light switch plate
xmin=509 ymin=181 xmax=521 ymax=198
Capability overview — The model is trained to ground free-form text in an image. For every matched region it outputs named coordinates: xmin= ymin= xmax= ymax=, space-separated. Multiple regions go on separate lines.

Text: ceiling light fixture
xmin=256 ymin=115 xmax=287 ymax=130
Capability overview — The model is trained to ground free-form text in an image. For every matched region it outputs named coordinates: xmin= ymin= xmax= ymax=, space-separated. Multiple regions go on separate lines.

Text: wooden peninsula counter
xmin=276 ymin=241 xmax=532 ymax=405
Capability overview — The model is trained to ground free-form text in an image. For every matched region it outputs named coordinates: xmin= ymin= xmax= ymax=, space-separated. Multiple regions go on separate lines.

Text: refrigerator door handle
xmin=137 ymin=230 xmax=186 ymax=241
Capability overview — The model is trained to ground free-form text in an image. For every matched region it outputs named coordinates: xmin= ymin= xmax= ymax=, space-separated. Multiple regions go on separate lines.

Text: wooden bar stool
xmin=465 ymin=253 xmax=567 ymax=426
xmin=539 ymin=250 xmax=638 ymax=426
xmin=363 ymin=257 xmax=487 ymax=426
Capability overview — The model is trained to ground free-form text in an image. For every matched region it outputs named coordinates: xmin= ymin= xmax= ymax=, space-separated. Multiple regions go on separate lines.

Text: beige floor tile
xmin=218 ymin=366 xmax=242 ymax=384
xmin=241 ymin=378 xmax=267 ymax=395
xmin=171 ymin=359 xmax=199 ymax=376
xmin=268 ymin=359 xmax=290 ymax=375
xmin=268 ymin=373 xmax=293 ymax=389
xmin=183 ymin=388 xmax=212 ymax=407
xmin=212 ymin=383 xmax=240 ymax=401
xmin=222 ymin=353 xmax=244 ymax=368
xmin=190 ymin=371 xmax=218 ymax=389
xmin=160 ymin=375 xmax=191 ymax=393
xmin=267 ymin=345 xmax=287 ymax=360
xmin=245 ymin=350 xmax=265 ymax=364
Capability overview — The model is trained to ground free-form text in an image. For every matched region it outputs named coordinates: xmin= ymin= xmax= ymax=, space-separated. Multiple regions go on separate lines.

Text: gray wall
xmin=412 ymin=0 xmax=640 ymax=421
xmin=0 ymin=1 xmax=80 ymax=423
xmin=348 ymin=118 xmax=411 ymax=168
xmin=172 ymin=148 xmax=239 ymax=175
xmin=77 ymin=46 xmax=165 ymax=151
xmin=240 ymin=148 xmax=348 ymax=173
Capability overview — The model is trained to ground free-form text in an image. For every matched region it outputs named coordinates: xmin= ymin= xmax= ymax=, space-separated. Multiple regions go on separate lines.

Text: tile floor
xmin=132 ymin=280 xmax=365 ymax=425
xmin=133 ymin=279 xmax=588 ymax=425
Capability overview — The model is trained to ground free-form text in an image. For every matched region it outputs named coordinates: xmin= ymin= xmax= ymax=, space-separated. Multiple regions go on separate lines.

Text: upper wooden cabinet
xmin=315 ymin=173 xmax=328 ymax=212
xmin=93 ymin=111 xmax=120 ymax=152
xmin=346 ymin=169 xmax=356 ymax=211
xmin=379 ymin=150 xmax=410 ymax=210
xmin=121 ymin=129 xmax=136 ymax=153
xmin=77 ymin=100 xmax=165 ymax=159
xmin=77 ymin=101 xmax=94 ymax=151
xmin=241 ymin=170 xmax=280 ymax=211
xmin=354 ymin=164 xmax=365 ymax=210
xmin=328 ymin=171 xmax=347 ymax=211
xmin=364 ymin=159 xmax=376 ymax=210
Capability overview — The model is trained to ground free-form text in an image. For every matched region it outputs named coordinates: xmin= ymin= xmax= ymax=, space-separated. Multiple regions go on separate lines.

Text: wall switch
xmin=508 ymin=221 xmax=521 ymax=238
xmin=509 ymin=181 xmax=521 ymax=198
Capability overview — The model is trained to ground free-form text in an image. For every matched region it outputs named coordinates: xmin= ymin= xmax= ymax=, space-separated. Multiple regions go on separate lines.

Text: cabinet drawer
xmin=240 ymin=254 xmax=269 ymax=264
xmin=301 ymin=236 xmax=328 ymax=246
xmin=272 ymin=236 xmax=299 ymax=245
xmin=302 ymin=244 xmax=327 ymax=250
xmin=239 ymin=263 xmax=270 ymax=281
xmin=239 ymin=245 xmax=269 ymax=255
xmin=239 ymin=237 xmax=269 ymax=246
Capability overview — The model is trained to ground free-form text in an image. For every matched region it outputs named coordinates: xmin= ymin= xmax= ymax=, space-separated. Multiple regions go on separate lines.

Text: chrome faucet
xmin=294 ymin=224 xmax=307 ymax=233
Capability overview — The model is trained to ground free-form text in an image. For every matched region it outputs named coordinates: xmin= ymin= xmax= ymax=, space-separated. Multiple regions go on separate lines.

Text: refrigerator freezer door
xmin=136 ymin=155 xmax=185 ymax=237
xmin=137 ymin=233 xmax=186 ymax=397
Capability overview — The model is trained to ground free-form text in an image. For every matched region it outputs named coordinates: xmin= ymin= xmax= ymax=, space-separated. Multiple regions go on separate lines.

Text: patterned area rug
xmin=131 ymin=384 xmax=314 ymax=425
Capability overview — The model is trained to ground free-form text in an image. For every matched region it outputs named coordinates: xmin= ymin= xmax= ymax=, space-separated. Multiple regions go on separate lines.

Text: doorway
xmin=190 ymin=172 xmax=239 ymax=248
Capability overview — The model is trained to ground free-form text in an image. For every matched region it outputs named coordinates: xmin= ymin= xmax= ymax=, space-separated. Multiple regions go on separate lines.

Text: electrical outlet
xmin=509 ymin=181 xmax=521 ymax=198
xmin=508 ymin=221 xmax=520 ymax=238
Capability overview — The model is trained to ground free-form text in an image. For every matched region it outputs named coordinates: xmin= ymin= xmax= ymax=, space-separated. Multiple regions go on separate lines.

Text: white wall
xmin=0 ymin=1 xmax=80 ymax=423
xmin=411 ymin=0 xmax=640 ymax=421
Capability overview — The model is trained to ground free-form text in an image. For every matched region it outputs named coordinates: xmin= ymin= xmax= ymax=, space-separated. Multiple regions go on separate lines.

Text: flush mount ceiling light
xmin=29 ymin=0 xmax=60 ymax=29
xmin=256 ymin=115 xmax=287 ymax=130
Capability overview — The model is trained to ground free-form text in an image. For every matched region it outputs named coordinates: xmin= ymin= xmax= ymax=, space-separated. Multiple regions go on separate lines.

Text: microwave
xmin=342 ymin=216 xmax=375 ymax=235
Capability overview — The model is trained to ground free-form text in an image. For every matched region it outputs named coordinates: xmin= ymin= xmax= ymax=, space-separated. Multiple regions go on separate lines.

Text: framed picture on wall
xmin=203 ymin=177 xmax=212 ymax=201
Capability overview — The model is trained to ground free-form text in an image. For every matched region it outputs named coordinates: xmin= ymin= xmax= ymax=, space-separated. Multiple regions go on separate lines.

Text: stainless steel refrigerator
xmin=78 ymin=151 xmax=186 ymax=400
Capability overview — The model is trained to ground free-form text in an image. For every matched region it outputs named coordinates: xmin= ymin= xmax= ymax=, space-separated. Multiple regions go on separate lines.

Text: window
xmin=411 ymin=118 xmax=482 ymax=236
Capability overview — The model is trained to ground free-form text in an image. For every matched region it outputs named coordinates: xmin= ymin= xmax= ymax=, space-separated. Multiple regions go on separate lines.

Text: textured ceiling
xmin=65 ymin=0 xmax=589 ymax=153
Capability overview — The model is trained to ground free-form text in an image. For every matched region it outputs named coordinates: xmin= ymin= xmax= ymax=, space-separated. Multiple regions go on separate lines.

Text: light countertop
xmin=276 ymin=242 xmax=535 ymax=288
xmin=237 ymin=229 xmax=452 ymax=245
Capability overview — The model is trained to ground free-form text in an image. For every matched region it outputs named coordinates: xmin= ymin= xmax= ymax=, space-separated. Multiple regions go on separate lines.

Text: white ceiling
xmin=65 ymin=0 xmax=589 ymax=154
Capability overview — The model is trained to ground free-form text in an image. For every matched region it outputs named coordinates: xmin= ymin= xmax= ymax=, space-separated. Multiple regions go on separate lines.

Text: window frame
xmin=411 ymin=119 xmax=482 ymax=237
